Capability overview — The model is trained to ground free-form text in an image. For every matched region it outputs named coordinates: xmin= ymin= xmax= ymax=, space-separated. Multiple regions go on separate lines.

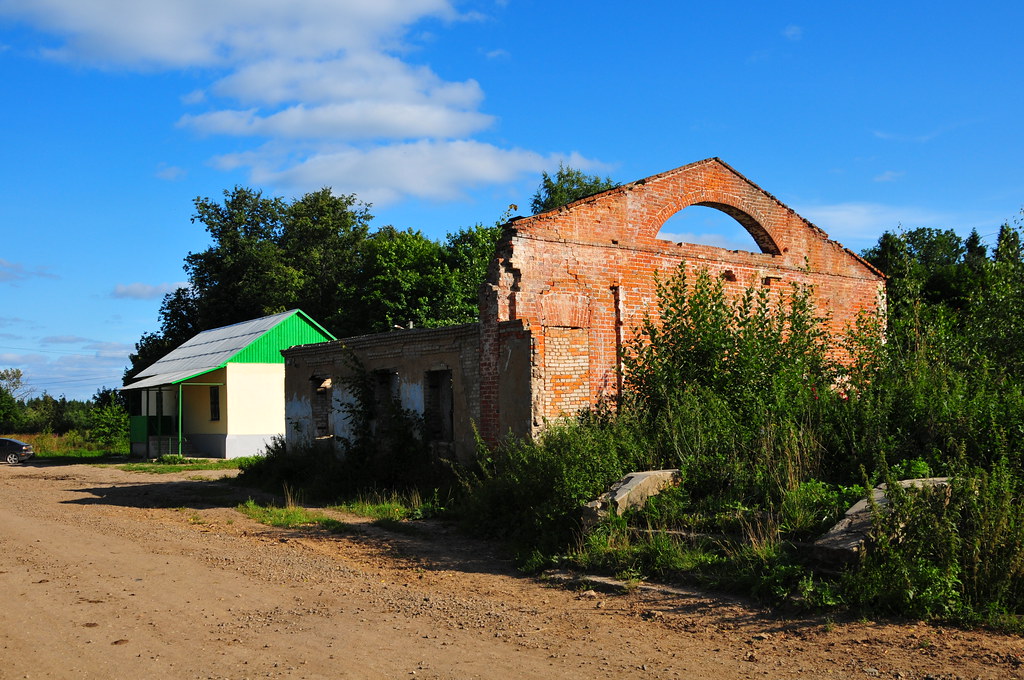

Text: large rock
xmin=582 ymin=470 xmax=681 ymax=528
xmin=813 ymin=477 xmax=950 ymax=567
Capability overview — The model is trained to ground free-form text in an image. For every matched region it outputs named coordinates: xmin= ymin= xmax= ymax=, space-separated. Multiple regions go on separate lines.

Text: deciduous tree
xmin=530 ymin=163 xmax=617 ymax=214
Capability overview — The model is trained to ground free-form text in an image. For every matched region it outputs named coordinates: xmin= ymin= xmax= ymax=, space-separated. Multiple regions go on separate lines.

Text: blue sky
xmin=1 ymin=0 xmax=1022 ymax=400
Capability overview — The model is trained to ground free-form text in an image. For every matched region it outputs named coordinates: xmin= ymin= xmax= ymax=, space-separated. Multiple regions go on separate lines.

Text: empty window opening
xmin=371 ymin=370 xmax=400 ymax=432
xmin=656 ymin=205 xmax=765 ymax=252
xmin=310 ymin=375 xmax=332 ymax=437
xmin=209 ymin=385 xmax=221 ymax=421
xmin=424 ymin=370 xmax=454 ymax=443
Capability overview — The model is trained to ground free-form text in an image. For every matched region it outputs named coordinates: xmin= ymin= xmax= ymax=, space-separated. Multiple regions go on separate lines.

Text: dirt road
xmin=1 ymin=461 xmax=1022 ymax=679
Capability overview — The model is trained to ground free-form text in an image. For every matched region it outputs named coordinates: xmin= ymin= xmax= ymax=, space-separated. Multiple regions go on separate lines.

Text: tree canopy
xmin=126 ymin=187 xmax=502 ymax=381
xmin=529 ymin=163 xmax=617 ymax=214
xmin=861 ymin=221 xmax=1024 ymax=375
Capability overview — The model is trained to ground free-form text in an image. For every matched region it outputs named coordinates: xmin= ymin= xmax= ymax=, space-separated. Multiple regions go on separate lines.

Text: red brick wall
xmin=479 ymin=158 xmax=884 ymax=443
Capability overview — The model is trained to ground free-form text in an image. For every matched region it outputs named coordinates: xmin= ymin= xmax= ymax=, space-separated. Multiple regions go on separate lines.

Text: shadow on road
xmin=20 ymin=454 xmax=128 ymax=467
xmin=62 ymin=477 xmax=272 ymax=510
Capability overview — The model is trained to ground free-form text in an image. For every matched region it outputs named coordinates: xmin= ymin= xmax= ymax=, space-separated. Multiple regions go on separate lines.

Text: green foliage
xmin=236 ymin=499 xmax=354 ymax=531
xmin=621 ymin=266 xmax=844 ymax=503
xmin=0 ymin=385 xmax=18 ymax=431
xmin=845 ymin=460 xmax=1024 ymax=624
xmin=530 ymin=163 xmax=617 ymax=214
xmin=457 ymin=412 xmax=655 ymax=554
xmin=0 ymin=368 xmax=30 ymax=401
xmin=126 ymin=187 xmax=502 ymax=380
xmin=330 ymin=488 xmax=447 ymax=522
xmin=778 ymin=480 xmax=865 ymax=538
xmin=0 ymin=371 xmax=131 ymax=439
xmin=456 ymin=223 xmax=1024 ymax=627
xmin=350 ymin=225 xmax=480 ymax=332
xmin=236 ymin=436 xmax=348 ymax=500
xmin=118 ymin=456 xmax=252 ymax=474
xmin=88 ymin=400 xmax=129 ymax=452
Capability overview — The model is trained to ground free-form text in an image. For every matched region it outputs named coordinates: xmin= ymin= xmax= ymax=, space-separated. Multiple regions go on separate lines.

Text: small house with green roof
xmin=122 ymin=310 xmax=335 ymax=459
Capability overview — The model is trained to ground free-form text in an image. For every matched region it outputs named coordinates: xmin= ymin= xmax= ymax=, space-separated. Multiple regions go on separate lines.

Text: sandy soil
xmin=1 ymin=460 xmax=1023 ymax=680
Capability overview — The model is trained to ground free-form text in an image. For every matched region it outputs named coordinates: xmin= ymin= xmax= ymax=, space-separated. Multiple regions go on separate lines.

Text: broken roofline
xmin=509 ymin=157 xmax=883 ymax=279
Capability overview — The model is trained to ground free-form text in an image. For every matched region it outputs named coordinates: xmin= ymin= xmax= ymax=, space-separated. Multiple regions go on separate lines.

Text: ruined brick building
xmin=282 ymin=158 xmax=884 ymax=459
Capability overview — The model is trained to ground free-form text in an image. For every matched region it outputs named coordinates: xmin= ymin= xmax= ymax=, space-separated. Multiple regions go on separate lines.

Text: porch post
xmin=178 ymin=383 xmax=183 ymax=456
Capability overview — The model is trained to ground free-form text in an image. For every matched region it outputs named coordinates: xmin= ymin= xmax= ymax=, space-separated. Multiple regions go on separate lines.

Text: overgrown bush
xmin=847 ymin=459 xmax=1024 ymax=624
xmin=457 ymin=253 xmax=1024 ymax=627
xmin=621 ymin=267 xmax=853 ymax=505
xmin=457 ymin=412 xmax=655 ymax=555
xmin=238 ymin=357 xmax=457 ymax=501
xmin=237 ymin=435 xmax=348 ymax=500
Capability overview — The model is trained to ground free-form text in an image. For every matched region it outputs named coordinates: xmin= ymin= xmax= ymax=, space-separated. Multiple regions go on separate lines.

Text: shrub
xmin=845 ymin=459 xmax=1024 ymax=625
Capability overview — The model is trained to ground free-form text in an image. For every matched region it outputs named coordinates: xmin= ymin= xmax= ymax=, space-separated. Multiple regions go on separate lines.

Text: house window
xmin=424 ymin=370 xmax=454 ymax=443
xmin=210 ymin=385 xmax=221 ymax=421
xmin=128 ymin=391 xmax=142 ymax=417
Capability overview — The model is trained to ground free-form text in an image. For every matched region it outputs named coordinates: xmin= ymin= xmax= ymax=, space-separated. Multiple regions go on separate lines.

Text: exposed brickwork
xmin=479 ymin=158 xmax=884 ymax=443
xmin=283 ymin=158 xmax=884 ymax=454
xmin=543 ymin=327 xmax=590 ymax=416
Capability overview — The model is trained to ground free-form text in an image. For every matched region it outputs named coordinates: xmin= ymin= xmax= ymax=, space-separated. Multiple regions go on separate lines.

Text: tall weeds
xmin=459 ymin=257 xmax=1024 ymax=626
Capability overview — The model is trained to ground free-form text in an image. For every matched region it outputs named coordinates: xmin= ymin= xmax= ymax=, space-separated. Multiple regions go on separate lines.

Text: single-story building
xmin=282 ymin=158 xmax=885 ymax=461
xmin=123 ymin=309 xmax=335 ymax=458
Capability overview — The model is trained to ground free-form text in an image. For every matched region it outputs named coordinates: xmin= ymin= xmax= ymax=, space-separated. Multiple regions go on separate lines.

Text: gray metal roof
xmin=122 ymin=310 xmax=296 ymax=390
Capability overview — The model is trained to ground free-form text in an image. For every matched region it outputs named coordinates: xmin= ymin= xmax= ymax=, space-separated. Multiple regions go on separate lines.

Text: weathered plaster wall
xmin=282 ymin=324 xmax=481 ymax=460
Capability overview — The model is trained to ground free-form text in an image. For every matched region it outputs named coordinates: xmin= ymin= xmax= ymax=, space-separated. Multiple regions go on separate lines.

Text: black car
xmin=0 ymin=438 xmax=34 ymax=464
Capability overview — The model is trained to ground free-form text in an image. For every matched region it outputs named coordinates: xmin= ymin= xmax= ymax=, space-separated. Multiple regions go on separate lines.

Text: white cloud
xmin=220 ymin=140 xmax=600 ymax=205
xmin=0 ymin=259 xmax=58 ymax=283
xmin=783 ymin=25 xmax=802 ymax=41
xmin=178 ymin=53 xmax=492 ymax=142
xmin=155 ymin=163 xmax=187 ymax=181
xmin=873 ymin=170 xmax=905 ymax=183
xmin=0 ymin=0 xmax=599 ymax=204
xmin=657 ymin=231 xmax=758 ymax=251
xmin=181 ymin=89 xmax=206 ymax=105
xmin=1 ymin=347 xmax=130 ymax=399
xmin=794 ymin=202 xmax=991 ymax=249
xmin=871 ymin=120 xmax=976 ymax=144
xmin=181 ymin=101 xmax=492 ymax=141
xmin=872 ymin=129 xmax=938 ymax=143
xmin=112 ymin=282 xmax=188 ymax=300
xmin=40 ymin=335 xmax=92 ymax=344
xmin=0 ymin=0 xmax=459 ymax=68
xmin=0 ymin=316 xmax=30 ymax=329
xmin=209 ymin=53 xmax=483 ymax=108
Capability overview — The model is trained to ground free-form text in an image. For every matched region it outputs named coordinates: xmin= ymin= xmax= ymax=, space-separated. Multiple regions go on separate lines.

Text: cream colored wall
xmin=180 ymin=368 xmax=227 ymax=435
xmin=225 ymin=363 xmax=285 ymax=435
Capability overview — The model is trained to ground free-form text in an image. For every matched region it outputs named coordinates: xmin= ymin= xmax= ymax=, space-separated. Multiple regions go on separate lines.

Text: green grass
xmin=329 ymin=488 xmax=446 ymax=522
xmin=34 ymin=449 xmax=121 ymax=462
xmin=236 ymin=499 xmax=357 ymax=533
xmin=116 ymin=454 xmax=260 ymax=474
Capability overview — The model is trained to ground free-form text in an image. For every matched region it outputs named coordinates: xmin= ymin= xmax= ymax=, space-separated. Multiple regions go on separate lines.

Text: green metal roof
xmin=122 ymin=310 xmax=334 ymax=390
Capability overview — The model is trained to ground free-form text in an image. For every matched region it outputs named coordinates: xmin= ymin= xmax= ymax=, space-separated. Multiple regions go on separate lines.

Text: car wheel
xmin=5 ymin=452 xmax=19 ymax=464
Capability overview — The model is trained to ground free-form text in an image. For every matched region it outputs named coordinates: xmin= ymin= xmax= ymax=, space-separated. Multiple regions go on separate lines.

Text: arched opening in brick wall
xmin=656 ymin=203 xmax=779 ymax=254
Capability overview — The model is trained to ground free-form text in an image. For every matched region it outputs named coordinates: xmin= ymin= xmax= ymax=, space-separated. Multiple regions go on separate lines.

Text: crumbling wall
xmin=479 ymin=158 xmax=884 ymax=443
xmin=282 ymin=324 xmax=481 ymax=460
